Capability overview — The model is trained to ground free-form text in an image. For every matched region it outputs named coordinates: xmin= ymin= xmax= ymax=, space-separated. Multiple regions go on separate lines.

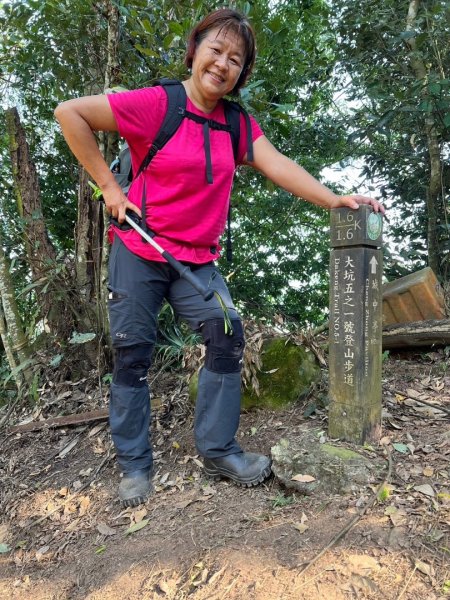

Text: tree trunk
xmin=74 ymin=166 xmax=106 ymax=365
xmin=100 ymin=0 xmax=121 ymax=348
xmin=382 ymin=318 xmax=450 ymax=349
xmin=0 ymin=304 xmax=21 ymax=389
xmin=0 ymin=231 xmax=32 ymax=388
xmin=103 ymin=0 xmax=121 ymax=163
xmin=405 ymin=0 xmax=443 ymax=278
xmin=5 ymin=107 xmax=74 ymax=341
xmin=74 ymin=0 xmax=120 ymax=371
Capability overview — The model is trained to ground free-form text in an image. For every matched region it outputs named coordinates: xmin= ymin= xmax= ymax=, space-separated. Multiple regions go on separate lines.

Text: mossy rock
xmin=271 ymin=431 xmax=383 ymax=495
xmin=188 ymin=337 xmax=320 ymax=411
xmin=242 ymin=338 xmax=320 ymax=410
xmin=189 ymin=374 xmax=199 ymax=403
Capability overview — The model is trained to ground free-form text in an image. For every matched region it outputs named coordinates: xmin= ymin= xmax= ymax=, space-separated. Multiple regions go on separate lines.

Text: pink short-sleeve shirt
xmin=107 ymin=86 xmax=263 ymax=263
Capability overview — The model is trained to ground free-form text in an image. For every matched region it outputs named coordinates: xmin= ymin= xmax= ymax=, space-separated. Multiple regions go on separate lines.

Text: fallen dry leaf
xmin=291 ymin=474 xmax=316 ymax=483
xmin=160 ymin=472 xmax=170 ymax=484
xmin=415 ymin=559 xmax=435 ymax=580
xmin=293 ymin=522 xmax=309 ymax=534
xmin=347 ymin=554 xmax=380 ymax=574
xmin=97 ymin=523 xmax=116 ymax=536
xmin=208 ymin=566 xmax=227 ymax=586
xmin=192 ymin=567 xmax=209 ymax=587
xmin=0 ymin=524 xmax=9 ymax=544
xmin=79 ymin=467 xmax=93 ymax=477
xmin=88 ymin=423 xmax=106 ymax=438
xmin=414 ymin=484 xmax=435 ymax=498
xmin=92 ymin=438 xmax=106 ymax=455
xmin=385 ymin=507 xmax=408 ymax=527
xmin=58 ymin=438 xmax=79 ymax=459
xmin=350 ymin=574 xmax=379 ymax=594
xmin=78 ymin=496 xmax=90 ymax=516
xmin=63 ymin=502 xmax=77 ymax=516
xmin=432 ymin=380 xmax=445 ymax=391
xmin=131 ymin=507 xmax=147 ymax=524
xmin=35 ymin=545 xmax=50 ymax=562
xmin=174 ymin=490 xmax=203 ymax=510
xmin=157 ymin=579 xmax=173 ymax=596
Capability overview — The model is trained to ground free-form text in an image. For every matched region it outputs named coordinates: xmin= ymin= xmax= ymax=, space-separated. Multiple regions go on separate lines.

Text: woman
xmin=55 ymin=8 xmax=384 ymax=508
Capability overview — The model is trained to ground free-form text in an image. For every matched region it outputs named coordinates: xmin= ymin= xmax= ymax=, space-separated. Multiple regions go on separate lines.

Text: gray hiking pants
xmin=108 ymin=237 xmax=243 ymax=473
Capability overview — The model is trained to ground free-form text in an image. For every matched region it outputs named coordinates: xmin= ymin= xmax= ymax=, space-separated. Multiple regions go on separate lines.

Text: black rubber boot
xmin=203 ymin=452 xmax=272 ymax=487
xmin=118 ymin=469 xmax=154 ymax=507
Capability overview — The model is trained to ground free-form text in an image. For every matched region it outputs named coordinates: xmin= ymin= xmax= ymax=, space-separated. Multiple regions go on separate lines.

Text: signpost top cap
xmin=330 ymin=206 xmax=383 ymax=248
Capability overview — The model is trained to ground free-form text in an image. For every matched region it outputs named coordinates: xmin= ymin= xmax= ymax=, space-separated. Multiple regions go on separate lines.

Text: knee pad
xmin=201 ymin=318 xmax=245 ymax=374
xmin=113 ymin=344 xmax=153 ymax=387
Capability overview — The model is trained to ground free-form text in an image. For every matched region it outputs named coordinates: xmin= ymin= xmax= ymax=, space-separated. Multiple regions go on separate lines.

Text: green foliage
xmin=102 ymin=373 xmax=113 ymax=385
xmin=154 ymin=302 xmax=201 ymax=368
xmin=217 ymin=0 xmax=344 ymax=325
xmin=220 ymin=185 xmax=331 ymax=324
xmin=4 ymin=0 xmax=446 ymax=371
xmin=332 ymin=0 xmax=450 ymax=279
xmin=69 ymin=332 xmax=96 ymax=345
xmin=0 ymin=0 xmax=343 ymax=330
xmin=0 ymin=0 xmax=344 ymax=322
xmin=270 ymin=492 xmax=296 ymax=509
xmin=377 ymin=484 xmax=390 ymax=503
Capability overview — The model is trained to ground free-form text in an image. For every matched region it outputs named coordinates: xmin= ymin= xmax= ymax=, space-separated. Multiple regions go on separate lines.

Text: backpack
xmin=111 ymin=78 xmax=254 ymax=261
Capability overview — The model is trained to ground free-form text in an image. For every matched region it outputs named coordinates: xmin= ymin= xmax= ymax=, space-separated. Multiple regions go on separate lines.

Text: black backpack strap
xmin=135 ymin=80 xmax=186 ymax=238
xmin=222 ymin=101 xmax=254 ymax=262
xmin=135 ymin=80 xmax=186 ymax=179
xmin=223 ymin=100 xmax=240 ymax=161
xmin=223 ymin=100 xmax=254 ymax=162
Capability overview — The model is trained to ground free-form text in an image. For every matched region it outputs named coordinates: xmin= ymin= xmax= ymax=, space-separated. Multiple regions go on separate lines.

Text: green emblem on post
xmin=367 ymin=213 xmax=382 ymax=240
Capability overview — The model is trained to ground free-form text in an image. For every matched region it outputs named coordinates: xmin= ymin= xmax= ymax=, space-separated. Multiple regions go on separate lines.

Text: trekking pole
xmin=91 ymin=186 xmax=234 ymax=333
xmin=121 ymin=213 xmax=234 ymax=333
xmin=122 ymin=211 xmax=215 ymax=301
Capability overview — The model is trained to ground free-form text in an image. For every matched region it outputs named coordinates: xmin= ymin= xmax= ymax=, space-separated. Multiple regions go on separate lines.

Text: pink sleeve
xmin=237 ymin=112 xmax=263 ymax=164
xmin=107 ymin=86 xmax=167 ymax=171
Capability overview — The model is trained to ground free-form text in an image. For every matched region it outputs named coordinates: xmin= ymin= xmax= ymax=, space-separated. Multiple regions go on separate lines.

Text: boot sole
xmin=119 ymin=476 xmax=154 ymax=508
xmin=204 ymin=462 xmax=272 ymax=487
xmin=121 ymin=495 xmax=148 ymax=508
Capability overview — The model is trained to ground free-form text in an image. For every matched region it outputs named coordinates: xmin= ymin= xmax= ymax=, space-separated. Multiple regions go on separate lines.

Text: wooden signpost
xmin=328 ymin=206 xmax=383 ymax=444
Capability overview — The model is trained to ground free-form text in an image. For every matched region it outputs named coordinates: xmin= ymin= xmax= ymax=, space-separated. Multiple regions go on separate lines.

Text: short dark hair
xmin=185 ymin=8 xmax=256 ymax=96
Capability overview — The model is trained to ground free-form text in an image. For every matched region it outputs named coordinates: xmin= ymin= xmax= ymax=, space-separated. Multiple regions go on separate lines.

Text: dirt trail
xmin=0 ymin=353 xmax=449 ymax=599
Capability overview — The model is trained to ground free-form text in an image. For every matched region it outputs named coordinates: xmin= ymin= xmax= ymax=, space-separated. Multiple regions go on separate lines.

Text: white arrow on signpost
xmin=370 ymin=256 xmax=378 ymax=274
